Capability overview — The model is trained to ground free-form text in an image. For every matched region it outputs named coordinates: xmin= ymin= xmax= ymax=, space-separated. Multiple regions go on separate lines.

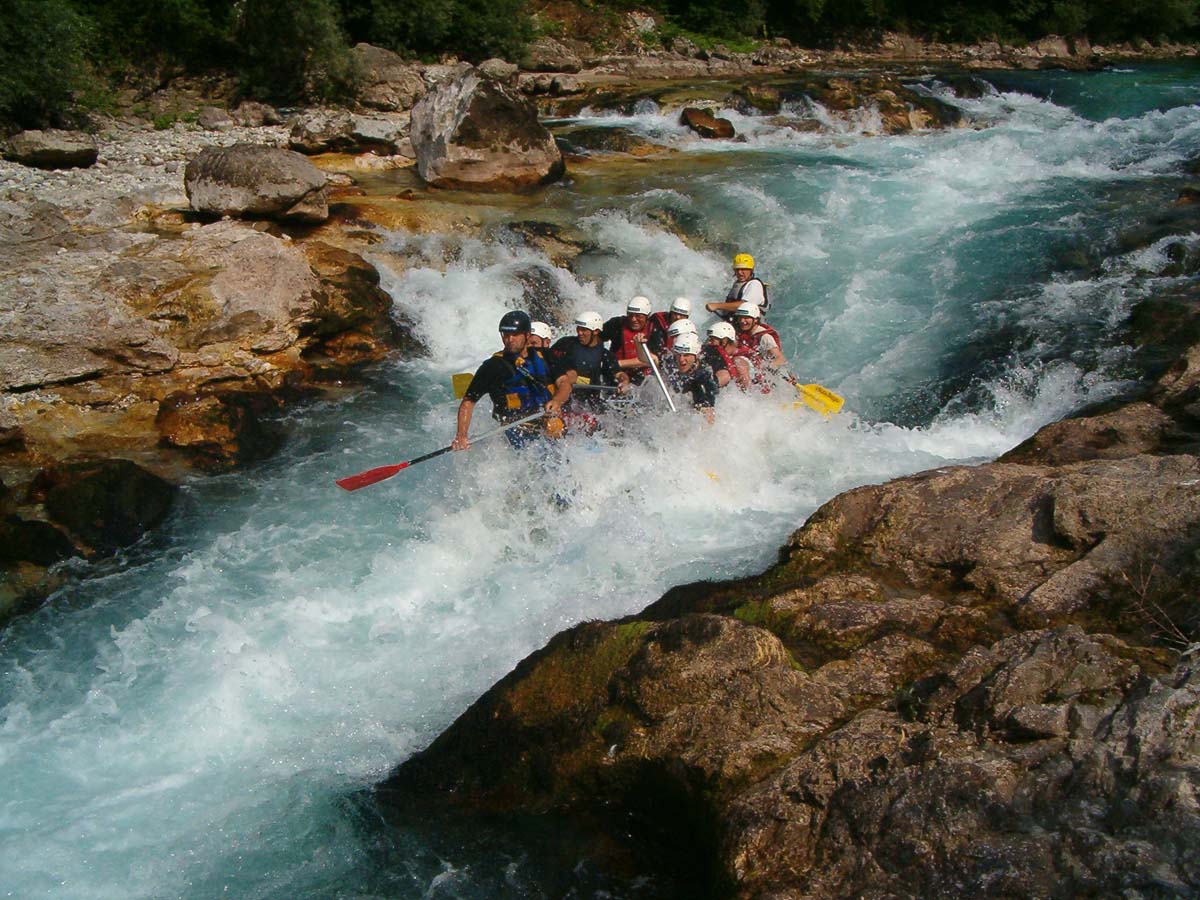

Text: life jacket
xmin=613 ymin=318 xmax=651 ymax=376
xmin=724 ymin=276 xmax=770 ymax=311
xmin=734 ymin=324 xmax=781 ymax=394
xmin=491 ymin=348 xmax=552 ymax=420
xmin=707 ymin=342 xmax=739 ymax=380
xmin=735 ymin=322 xmax=781 ymax=358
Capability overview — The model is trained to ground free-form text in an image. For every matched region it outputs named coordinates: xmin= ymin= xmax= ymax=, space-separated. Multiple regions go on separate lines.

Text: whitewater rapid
xmin=2 ymin=63 xmax=1199 ymax=899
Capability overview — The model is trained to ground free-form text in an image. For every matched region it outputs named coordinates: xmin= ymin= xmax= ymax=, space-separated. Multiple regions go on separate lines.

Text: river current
xmin=2 ymin=63 xmax=1199 ymax=898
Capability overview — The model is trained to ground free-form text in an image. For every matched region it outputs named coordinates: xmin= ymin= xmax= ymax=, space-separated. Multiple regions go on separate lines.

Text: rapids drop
xmin=2 ymin=63 xmax=1200 ymax=898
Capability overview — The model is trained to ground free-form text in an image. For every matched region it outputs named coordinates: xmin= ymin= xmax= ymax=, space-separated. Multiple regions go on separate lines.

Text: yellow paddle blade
xmin=795 ymin=382 xmax=845 ymax=416
xmin=452 ymin=372 xmax=474 ymax=400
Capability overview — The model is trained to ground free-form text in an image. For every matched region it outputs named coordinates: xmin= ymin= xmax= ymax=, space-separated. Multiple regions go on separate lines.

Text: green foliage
xmin=235 ymin=0 xmax=359 ymax=103
xmin=75 ymin=0 xmax=237 ymax=72
xmin=339 ymin=0 xmax=532 ymax=62
xmin=0 ymin=0 xmax=89 ymax=127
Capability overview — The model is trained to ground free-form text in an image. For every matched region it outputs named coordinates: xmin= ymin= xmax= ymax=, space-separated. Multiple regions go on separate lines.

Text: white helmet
xmin=707 ymin=321 xmax=736 ymax=342
xmin=734 ymin=302 xmax=761 ymax=320
xmin=672 ymin=332 xmax=701 ymax=355
xmin=626 ymin=295 xmax=652 ymax=316
xmin=667 ymin=319 xmax=698 ymax=340
xmin=670 ymin=296 xmax=692 ymax=316
xmin=574 ymin=311 xmax=603 ymax=332
xmin=530 ymin=321 xmax=552 ymax=341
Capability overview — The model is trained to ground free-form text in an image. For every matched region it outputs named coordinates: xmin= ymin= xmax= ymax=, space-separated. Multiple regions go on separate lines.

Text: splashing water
xmin=3 ymin=63 xmax=1200 ymax=898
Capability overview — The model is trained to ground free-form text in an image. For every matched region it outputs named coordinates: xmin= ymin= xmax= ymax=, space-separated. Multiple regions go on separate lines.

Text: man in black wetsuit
xmin=659 ymin=331 xmax=718 ymax=424
xmin=547 ymin=311 xmax=629 ymax=412
xmin=452 ymin=310 xmax=571 ymax=450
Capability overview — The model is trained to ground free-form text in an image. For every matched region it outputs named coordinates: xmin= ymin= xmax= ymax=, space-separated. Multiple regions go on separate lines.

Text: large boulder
xmin=410 ymin=71 xmax=565 ymax=192
xmin=3 ymin=129 xmax=99 ymax=169
xmin=351 ymin=43 xmax=429 ymax=112
xmin=184 ymin=143 xmax=329 ymax=223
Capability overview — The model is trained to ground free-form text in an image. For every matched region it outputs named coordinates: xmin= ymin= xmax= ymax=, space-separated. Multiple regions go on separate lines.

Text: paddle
xmin=335 ymin=410 xmax=546 ymax=491
xmin=637 ymin=341 xmax=677 ymax=413
xmin=785 ymin=374 xmax=845 ymax=416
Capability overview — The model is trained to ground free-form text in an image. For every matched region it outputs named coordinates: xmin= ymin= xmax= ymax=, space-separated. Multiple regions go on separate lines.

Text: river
xmin=2 ymin=62 xmax=1199 ymax=899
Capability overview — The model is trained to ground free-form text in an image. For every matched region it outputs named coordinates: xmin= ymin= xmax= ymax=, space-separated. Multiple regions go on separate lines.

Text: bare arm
xmin=452 ymin=398 xmax=475 ymax=450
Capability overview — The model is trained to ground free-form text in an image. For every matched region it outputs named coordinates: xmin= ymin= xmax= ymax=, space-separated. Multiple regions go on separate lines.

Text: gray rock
xmin=410 ymin=71 xmax=564 ymax=192
xmin=288 ymin=108 xmax=356 ymax=154
xmin=184 ymin=143 xmax=328 ymax=222
xmin=196 ymin=106 xmax=234 ymax=131
xmin=350 ymin=113 xmax=410 ymax=155
xmin=4 ymin=130 xmax=99 ymax=170
xmin=351 ymin=43 xmax=428 ymax=112
xmin=478 ymin=58 xmax=519 ymax=83
xmin=523 ymin=37 xmax=582 ymax=73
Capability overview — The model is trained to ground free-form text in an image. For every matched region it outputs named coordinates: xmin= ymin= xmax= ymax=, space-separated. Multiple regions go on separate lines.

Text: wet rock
xmin=0 ymin=515 xmax=77 ymax=565
xmin=4 ymin=130 xmax=99 ymax=169
xmin=729 ymin=84 xmax=782 ymax=115
xmin=511 ymin=263 xmax=570 ymax=325
xmin=555 ymin=125 xmax=660 ymax=156
xmin=184 ymin=143 xmax=329 ymax=223
xmin=680 ymin=107 xmax=735 ymax=139
xmin=497 ymin=220 xmax=594 ymax=270
xmin=156 ymin=391 xmax=282 ymax=471
xmin=410 ymin=71 xmax=565 ymax=192
xmin=37 ymin=459 xmax=176 ymax=554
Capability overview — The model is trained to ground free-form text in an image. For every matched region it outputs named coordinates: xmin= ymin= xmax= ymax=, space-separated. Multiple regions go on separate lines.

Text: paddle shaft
xmin=335 ymin=409 xmax=546 ymax=491
xmin=639 ymin=342 xmax=677 ymax=413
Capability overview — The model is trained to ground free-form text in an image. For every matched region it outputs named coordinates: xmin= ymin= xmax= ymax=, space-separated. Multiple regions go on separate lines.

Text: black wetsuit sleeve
xmin=462 ymin=357 xmax=506 ymax=403
xmin=600 ymin=348 xmax=621 ymax=385
xmin=547 ymin=337 xmax=574 ymax=380
xmin=702 ymin=345 xmax=729 ymax=376
xmin=689 ymin=367 xmax=718 ymax=409
xmin=602 ymin=317 xmax=623 ymax=354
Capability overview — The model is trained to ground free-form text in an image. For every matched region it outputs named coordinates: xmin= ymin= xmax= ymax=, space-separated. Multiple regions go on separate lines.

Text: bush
xmin=236 ymin=0 xmax=359 ymax=103
xmin=0 ymin=0 xmax=89 ymax=127
xmin=341 ymin=0 xmax=532 ymax=63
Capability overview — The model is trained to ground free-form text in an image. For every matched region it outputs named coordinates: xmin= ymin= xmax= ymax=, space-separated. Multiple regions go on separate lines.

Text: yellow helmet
xmin=733 ymin=253 xmax=754 ymax=270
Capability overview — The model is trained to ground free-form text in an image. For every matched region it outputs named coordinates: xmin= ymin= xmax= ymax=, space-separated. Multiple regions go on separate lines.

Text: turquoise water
xmin=2 ymin=64 xmax=1199 ymax=898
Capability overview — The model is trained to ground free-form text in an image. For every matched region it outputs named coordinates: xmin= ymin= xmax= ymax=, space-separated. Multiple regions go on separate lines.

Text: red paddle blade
xmin=335 ymin=461 xmax=411 ymax=491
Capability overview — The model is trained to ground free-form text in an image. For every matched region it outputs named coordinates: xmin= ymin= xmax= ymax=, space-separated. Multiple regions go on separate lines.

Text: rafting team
xmin=451 ymin=253 xmax=786 ymax=451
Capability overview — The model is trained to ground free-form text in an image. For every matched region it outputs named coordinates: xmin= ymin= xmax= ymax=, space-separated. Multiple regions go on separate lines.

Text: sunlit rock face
xmin=185 ymin=143 xmax=329 ymax=222
xmin=410 ymin=71 xmax=565 ymax=192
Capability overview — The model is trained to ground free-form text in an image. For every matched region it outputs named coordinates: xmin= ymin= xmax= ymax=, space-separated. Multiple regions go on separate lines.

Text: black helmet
xmin=498 ymin=310 xmax=532 ymax=334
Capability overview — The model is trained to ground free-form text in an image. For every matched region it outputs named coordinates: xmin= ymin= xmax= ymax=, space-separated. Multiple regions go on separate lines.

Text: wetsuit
xmin=547 ymin=336 xmax=621 ymax=411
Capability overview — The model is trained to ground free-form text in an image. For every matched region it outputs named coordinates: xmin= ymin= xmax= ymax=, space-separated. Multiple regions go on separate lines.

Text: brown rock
xmin=680 ymin=107 xmax=735 ymax=139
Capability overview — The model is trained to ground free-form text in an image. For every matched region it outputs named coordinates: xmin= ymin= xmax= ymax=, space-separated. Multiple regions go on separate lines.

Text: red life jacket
xmin=616 ymin=319 xmax=651 ymax=375
xmin=710 ymin=342 xmax=739 ymax=377
xmin=734 ymin=324 xmax=781 ymax=394
xmin=735 ymin=322 xmax=781 ymax=357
